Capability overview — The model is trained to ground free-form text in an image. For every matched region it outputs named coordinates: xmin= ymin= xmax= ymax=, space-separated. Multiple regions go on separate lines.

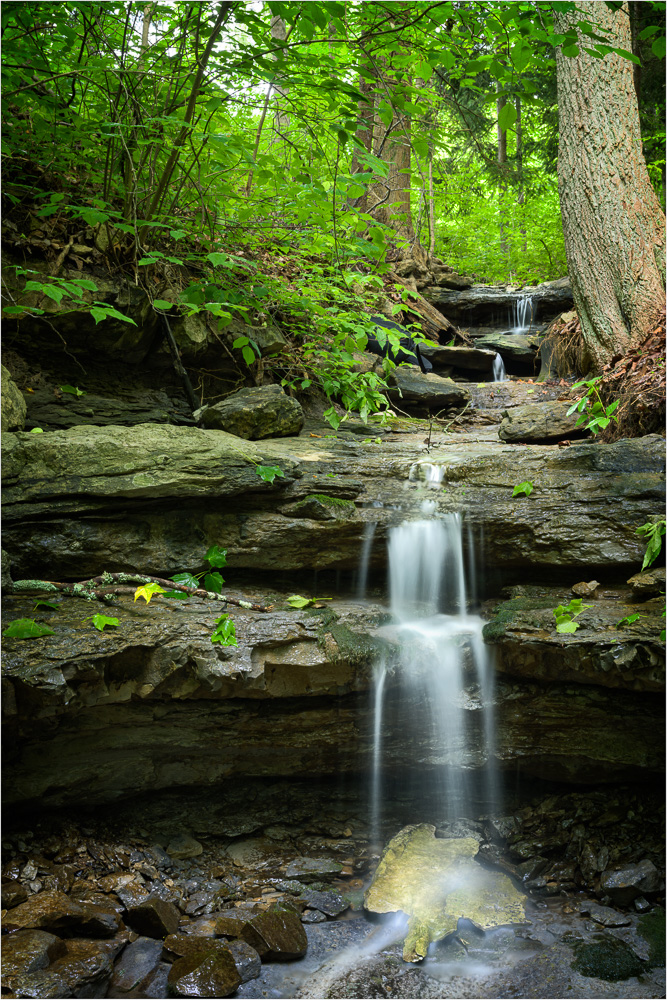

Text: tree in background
xmin=554 ymin=1 xmax=666 ymax=366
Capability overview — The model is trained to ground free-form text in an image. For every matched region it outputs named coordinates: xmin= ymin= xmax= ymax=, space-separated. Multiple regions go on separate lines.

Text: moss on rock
xmin=482 ymin=597 xmax=554 ymax=643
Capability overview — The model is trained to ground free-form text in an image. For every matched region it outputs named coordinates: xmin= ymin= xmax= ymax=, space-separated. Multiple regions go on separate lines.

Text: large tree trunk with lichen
xmin=554 ymin=2 xmax=666 ymax=369
xmin=367 ymin=56 xmax=414 ymax=241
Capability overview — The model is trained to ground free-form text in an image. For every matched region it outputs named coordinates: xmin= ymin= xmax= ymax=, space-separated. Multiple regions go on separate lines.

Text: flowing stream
xmin=371 ymin=511 xmax=497 ymax=844
xmin=509 ymin=293 xmax=534 ymax=333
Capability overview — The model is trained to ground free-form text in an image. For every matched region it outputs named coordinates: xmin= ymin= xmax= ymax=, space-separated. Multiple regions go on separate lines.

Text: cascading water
xmin=371 ymin=511 xmax=497 ymax=845
xmin=509 ymin=293 xmax=534 ymax=333
xmin=492 ymin=352 xmax=507 ymax=382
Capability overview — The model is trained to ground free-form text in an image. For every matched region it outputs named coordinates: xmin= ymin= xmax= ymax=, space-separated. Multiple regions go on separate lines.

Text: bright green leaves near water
xmin=636 ymin=519 xmax=665 ymax=571
xmin=553 ymin=598 xmax=592 ymax=634
xmin=134 ymin=582 xmax=166 ymax=604
xmin=255 ymin=465 xmax=285 ymax=484
xmin=211 ymin=614 xmax=237 ymax=646
xmin=3 ymin=618 xmax=55 ymax=639
xmin=86 ymin=614 xmax=120 ymax=632
xmin=204 ymin=545 xmax=227 ymax=569
xmin=512 ymin=480 xmax=534 ymax=497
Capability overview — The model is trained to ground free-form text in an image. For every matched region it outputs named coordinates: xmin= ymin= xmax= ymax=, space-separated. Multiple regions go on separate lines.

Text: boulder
xmin=5 ymin=937 xmax=122 ymax=999
xmin=2 ymin=878 xmax=27 ymax=907
xmin=420 ymin=344 xmax=497 ymax=373
xmin=5 ymin=889 xmax=121 ymax=937
xmin=284 ymin=858 xmax=343 ymax=881
xmin=600 ymin=861 xmax=664 ymax=905
xmin=297 ymin=888 xmax=349 ymax=917
xmin=1 ymin=929 xmax=66 ymax=977
xmin=1 ymin=364 xmax=27 ymax=431
xmin=387 ymin=369 xmax=471 ymax=413
xmin=125 ymin=894 xmax=180 ymax=938
xmin=167 ymin=950 xmax=242 ymax=998
xmin=198 ymin=385 xmax=304 ymax=440
xmin=225 ymin=940 xmax=262 ymax=982
xmin=24 ymin=386 xmax=192 ymax=431
xmin=240 ymin=905 xmax=308 ymax=960
xmin=627 ymin=567 xmax=666 ymax=599
xmin=110 ymin=936 xmax=163 ymax=994
xmin=475 ymin=332 xmax=541 ymax=365
xmin=498 ymin=401 xmax=587 ymax=442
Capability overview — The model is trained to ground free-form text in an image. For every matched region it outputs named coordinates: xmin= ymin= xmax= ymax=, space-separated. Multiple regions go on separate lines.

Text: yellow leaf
xmin=134 ymin=583 xmax=165 ymax=604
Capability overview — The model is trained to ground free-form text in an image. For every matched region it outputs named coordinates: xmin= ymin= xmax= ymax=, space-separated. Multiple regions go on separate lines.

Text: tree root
xmin=11 ymin=573 xmax=272 ymax=611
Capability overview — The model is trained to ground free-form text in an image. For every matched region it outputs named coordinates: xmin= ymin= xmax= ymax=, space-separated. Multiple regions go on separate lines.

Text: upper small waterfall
xmin=509 ymin=294 xmax=534 ymax=333
xmin=492 ymin=352 xmax=507 ymax=382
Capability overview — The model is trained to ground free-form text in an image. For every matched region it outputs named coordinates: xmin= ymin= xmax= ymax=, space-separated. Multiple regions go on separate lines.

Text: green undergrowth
xmin=482 ymin=597 xmax=555 ymax=643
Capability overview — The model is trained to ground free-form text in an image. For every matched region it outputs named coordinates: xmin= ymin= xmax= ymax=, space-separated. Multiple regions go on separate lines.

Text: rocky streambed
xmin=2 ymin=357 xmax=665 ymax=998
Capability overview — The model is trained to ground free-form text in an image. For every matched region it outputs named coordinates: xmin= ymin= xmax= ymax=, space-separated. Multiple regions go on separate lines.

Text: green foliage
xmin=210 ymin=615 xmax=237 ymax=646
xmin=3 ymin=618 xmax=55 ymax=639
xmin=204 ymin=545 xmax=228 ymax=569
xmin=567 ymin=378 xmax=620 ymax=435
xmin=86 ymin=614 xmax=120 ymax=632
xmin=287 ymin=594 xmax=314 ymax=609
xmin=256 ymin=465 xmax=285 ymax=484
xmin=636 ymin=519 xmax=666 ymax=571
xmin=33 ymin=600 xmax=58 ymax=611
xmin=30 ymin=427 xmax=44 ymax=433
xmin=512 ymin=480 xmax=534 ymax=497
xmin=615 ymin=613 xmax=646 ymax=628
xmin=552 ymin=598 xmax=592 ymax=634
xmin=60 ymin=385 xmax=87 ymax=397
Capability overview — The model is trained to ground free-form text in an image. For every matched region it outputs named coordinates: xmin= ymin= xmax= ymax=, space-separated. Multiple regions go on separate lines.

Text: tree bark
xmin=496 ymin=81 xmax=507 ymax=260
xmin=554 ymin=2 xmax=666 ymax=368
xmin=515 ymin=94 xmax=526 ymax=252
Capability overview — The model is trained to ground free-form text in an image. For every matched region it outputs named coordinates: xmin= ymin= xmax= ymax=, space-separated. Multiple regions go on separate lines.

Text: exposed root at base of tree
xmin=11 ymin=573 xmax=272 ymax=611
xmin=598 ymin=310 xmax=666 ymax=443
xmin=542 ymin=309 xmax=587 ymax=376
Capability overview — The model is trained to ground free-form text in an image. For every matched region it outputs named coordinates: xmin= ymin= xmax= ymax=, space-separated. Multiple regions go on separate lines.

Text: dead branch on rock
xmin=11 ymin=573 xmax=272 ymax=611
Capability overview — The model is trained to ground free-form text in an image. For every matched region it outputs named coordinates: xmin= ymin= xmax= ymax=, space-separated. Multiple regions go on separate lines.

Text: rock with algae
xmin=365 ymin=824 xmax=527 ymax=962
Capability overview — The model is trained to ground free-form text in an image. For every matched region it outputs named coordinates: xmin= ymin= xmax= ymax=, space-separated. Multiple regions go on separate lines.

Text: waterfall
xmin=357 ymin=521 xmax=377 ymax=599
xmin=372 ymin=514 xmax=497 ymax=836
xmin=492 ymin=352 xmax=507 ymax=382
xmin=509 ymin=294 xmax=534 ymax=333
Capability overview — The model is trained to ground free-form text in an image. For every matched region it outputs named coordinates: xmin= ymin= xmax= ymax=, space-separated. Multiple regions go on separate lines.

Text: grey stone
xmin=125 ymin=893 xmax=180 ymax=938
xmin=420 ymin=344 xmax=497 ymax=373
xmin=627 ymin=567 xmax=666 ymax=598
xmin=297 ymin=888 xmax=349 ymax=916
xmin=285 ymin=858 xmax=343 ymax=881
xmin=24 ymin=387 xmax=191 ymax=430
xmin=600 ymin=861 xmax=664 ymax=905
xmin=2 ymin=364 xmax=27 ymax=432
xmin=226 ymin=939 xmax=262 ymax=982
xmin=579 ymin=900 xmax=632 ymax=926
xmin=424 ymin=277 xmax=573 ymax=327
xmin=110 ymin=936 xmax=163 ymax=993
xmin=240 ymin=906 xmax=308 ymax=960
xmin=1 ymin=928 xmax=66 ymax=977
xmin=301 ymin=908 xmax=327 ymax=923
xmin=198 ymin=385 xmax=304 ymax=440
xmin=167 ymin=949 xmax=241 ymax=998
xmin=387 ymin=369 xmax=471 ymax=412
xmin=167 ymin=833 xmax=203 ymax=860
xmin=1 ymin=547 xmax=11 ymax=592
xmin=498 ymin=401 xmax=586 ymax=442
xmin=475 ymin=332 xmax=541 ymax=365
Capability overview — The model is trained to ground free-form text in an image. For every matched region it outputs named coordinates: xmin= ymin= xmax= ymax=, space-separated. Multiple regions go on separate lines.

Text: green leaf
xmin=652 ymin=36 xmax=666 ymax=58
xmin=255 ymin=464 xmax=285 ymax=484
xmin=204 ymin=571 xmax=225 ymax=593
xmin=498 ymin=103 xmax=518 ymax=132
xmin=32 ymin=600 xmax=59 ymax=611
xmin=60 ymin=384 xmax=86 ymax=397
xmin=207 ymin=252 xmax=231 ymax=267
xmin=30 ymin=427 xmax=44 ymax=433
xmin=512 ymin=480 xmax=534 ymax=497
xmin=211 ymin=614 xmax=237 ymax=646
xmin=134 ymin=582 xmax=166 ymax=604
xmin=3 ymin=618 xmax=55 ymax=639
xmin=561 ymin=43 xmax=580 ymax=57
xmin=287 ymin=594 xmax=312 ymax=609
xmin=162 ymin=591 xmax=189 ymax=600
xmin=91 ymin=303 xmax=137 ymax=326
xmin=556 ymin=620 xmax=579 ymax=634
xmin=153 ymin=299 xmax=174 ymax=310
xmin=616 ymin=613 xmax=646 ymax=628
xmin=205 ymin=545 xmax=228 ymax=569
xmin=90 ymin=614 xmax=120 ymax=632
xmin=171 ymin=572 xmax=200 ymax=590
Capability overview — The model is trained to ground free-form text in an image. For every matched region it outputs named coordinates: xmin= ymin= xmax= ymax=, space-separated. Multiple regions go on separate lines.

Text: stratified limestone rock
xmin=387 ymin=369 xmax=471 ymax=413
xmin=4 ymin=937 xmax=123 ymax=998
xmin=420 ymin=343 xmax=497 ymax=373
xmin=365 ymin=825 xmax=526 ymax=962
xmin=627 ymin=567 xmax=666 ymax=599
xmin=1 ymin=364 xmax=27 ymax=431
xmin=198 ymin=385 xmax=304 ymax=440
xmin=600 ymin=861 xmax=664 ymax=906
xmin=498 ymin=401 xmax=586 ymax=442
xmin=475 ymin=332 xmax=541 ymax=364
xmin=424 ymin=277 xmax=573 ymax=327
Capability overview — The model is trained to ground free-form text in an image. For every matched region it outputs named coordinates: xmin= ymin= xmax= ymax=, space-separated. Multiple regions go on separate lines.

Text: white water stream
xmin=372 ymin=512 xmax=497 ymax=843
xmin=509 ymin=294 xmax=534 ymax=333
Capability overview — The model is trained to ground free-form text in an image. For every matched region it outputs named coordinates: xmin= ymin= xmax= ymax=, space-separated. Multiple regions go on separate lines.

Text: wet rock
xmin=114 ymin=878 xmax=151 ymax=910
xmin=167 ymin=834 xmax=203 ymax=860
xmin=197 ymin=385 xmax=304 ymax=440
xmin=226 ymin=939 xmax=262 ymax=982
xmin=424 ymin=277 xmax=573 ymax=327
xmin=284 ymin=858 xmax=343 ymax=881
xmin=386 ymin=369 xmax=470 ymax=413
xmin=179 ymin=915 xmax=219 ymax=936
xmin=1 ymin=364 xmax=27 ymax=432
xmin=240 ymin=905 xmax=308 ymax=960
xmin=634 ymin=896 xmax=651 ymax=912
xmin=571 ymin=935 xmax=648 ymax=982
xmin=215 ymin=906 xmax=262 ymax=937
xmin=6 ymin=938 xmax=121 ymax=999
xmin=498 ymin=401 xmax=585 ymax=442
xmin=162 ymin=932 xmax=232 ymax=962
xmin=297 ymin=888 xmax=349 ymax=917
xmin=579 ymin=901 xmax=632 ymax=927
xmin=109 ymin=936 xmax=163 ymax=993
xmin=476 ymin=332 xmax=541 ymax=366
xmin=627 ymin=567 xmax=666 ymax=599
xmin=419 ymin=344 xmax=497 ymax=373
xmin=24 ymin=387 xmax=190 ymax=431
xmin=5 ymin=889 xmax=120 ymax=937
xmin=600 ymin=860 xmax=664 ymax=905
xmin=2 ymin=879 xmax=28 ymax=908
xmin=301 ymin=908 xmax=327 ymax=923
xmin=125 ymin=893 xmax=180 ymax=938
xmin=1 ymin=928 xmax=66 ymax=976
xmin=571 ymin=580 xmax=600 ymax=598
xmin=167 ymin=949 xmax=242 ymax=998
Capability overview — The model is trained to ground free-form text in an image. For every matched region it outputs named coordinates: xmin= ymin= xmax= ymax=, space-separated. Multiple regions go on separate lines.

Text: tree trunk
xmin=515 ymin=95 xmax=526 ymax=253
xmin=554 ymin=2 xmax=666 ymax=367
xmin=368 ymin=56 xmax=414 ymax=240
xmin=496 ymin=81 xmax=507 ymax=260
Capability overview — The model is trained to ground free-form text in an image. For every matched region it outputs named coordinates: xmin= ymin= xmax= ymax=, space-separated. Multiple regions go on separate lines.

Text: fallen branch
xmin=11 ymin=573 xmax=271 ymax=611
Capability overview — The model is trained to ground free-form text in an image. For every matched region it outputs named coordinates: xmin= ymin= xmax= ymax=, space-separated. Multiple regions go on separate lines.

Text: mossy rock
xmin=571 ymin=935 xmax=648 ymax=981
xmin=318 ymin=622 xmax=386 ymax=666
xmin=286 ymin=494 xmax=356 ymax=521
xmin=638 ymin=909 xmax=666 ymax=967
xmin=482 ymin=596 xmax=555 ymax=643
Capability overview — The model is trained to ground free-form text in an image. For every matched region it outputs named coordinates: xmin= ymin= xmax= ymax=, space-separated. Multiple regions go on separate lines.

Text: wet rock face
xmin=197 ymin=385 xmax=304 ymax=440
xmin=387 ymin=369 xmax=471 ymax=413
xmin=1 ymin=364 xmax=27 ymax=431
xmin=498 ymin=401 xmax=587 ymax=442
xmin=423 ymin=277 xmax=573 ymax=328
xmin=240 ymin=906 xmax=308 ymax=959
